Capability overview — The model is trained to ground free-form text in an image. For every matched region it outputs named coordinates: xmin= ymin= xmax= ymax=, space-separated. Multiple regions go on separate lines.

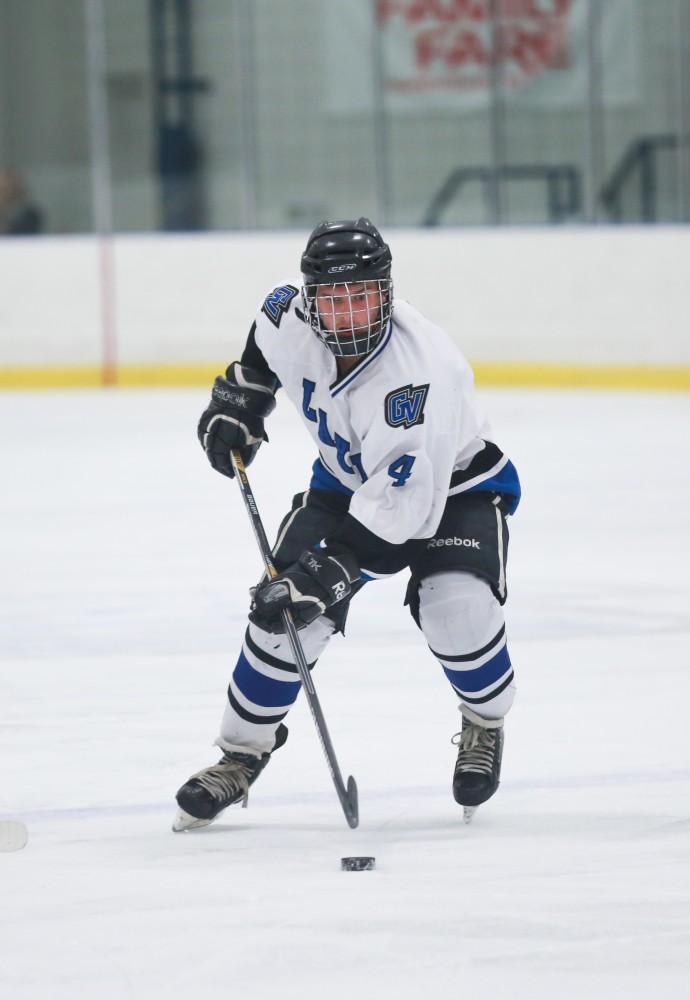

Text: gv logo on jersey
xmin=385 ymin=383 xmax=429 ymax=429
xmin=302 ymin=379 xmax=416 ymax=489
xmin=261 ymin=284 xmax=298 ymax=328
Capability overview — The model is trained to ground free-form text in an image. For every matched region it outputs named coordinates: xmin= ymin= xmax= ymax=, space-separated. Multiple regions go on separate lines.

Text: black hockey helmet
xmin=301 ymin=218 xmax=392 ymax=284
xmin=300 ymin=218 xmax=394 ymax=357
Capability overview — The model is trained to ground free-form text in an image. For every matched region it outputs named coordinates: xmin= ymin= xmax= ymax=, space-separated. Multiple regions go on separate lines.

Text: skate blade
xmin=172 ymin=808 xmax=215 ymax=833
xmin=0 ymin=820 xmax=29 ymax=852
xmin=463 ymin=806 xmax=477 ymax=825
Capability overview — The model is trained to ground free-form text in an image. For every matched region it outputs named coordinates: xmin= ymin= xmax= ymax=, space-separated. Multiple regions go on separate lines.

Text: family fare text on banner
xmin=325 ymin=0 xmax=639 ymax=113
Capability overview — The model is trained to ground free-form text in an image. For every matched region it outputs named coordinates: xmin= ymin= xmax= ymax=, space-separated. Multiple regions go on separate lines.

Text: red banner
xmin=325 ymin=0 xmax=639 ymax=111
xmin=378 ymin=0 xmax=573 ymax=91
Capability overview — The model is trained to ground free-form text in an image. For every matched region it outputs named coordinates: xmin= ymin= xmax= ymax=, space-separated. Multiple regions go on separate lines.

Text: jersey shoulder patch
xmin=385 ymin=383 xmax=430 ymax=429
xmin=261 ymin=284 xmax=299 ymax=328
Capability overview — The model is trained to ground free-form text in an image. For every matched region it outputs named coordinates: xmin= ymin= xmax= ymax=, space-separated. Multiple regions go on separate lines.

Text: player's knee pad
xmin=415 ymin=570 xmax=516 ymax=717
xmin=247 ymin=614 xmax=335 ymax=663
xmin=416 ymin=571 xmax=505 ymax=656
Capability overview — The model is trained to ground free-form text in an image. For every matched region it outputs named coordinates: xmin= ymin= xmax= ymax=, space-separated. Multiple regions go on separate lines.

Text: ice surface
xmin=1 ymin=386 xmax=689 ymax=1000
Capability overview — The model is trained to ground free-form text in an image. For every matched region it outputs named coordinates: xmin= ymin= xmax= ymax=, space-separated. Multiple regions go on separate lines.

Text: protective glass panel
xmin=1 ymin=0 xmax=688 ymax=232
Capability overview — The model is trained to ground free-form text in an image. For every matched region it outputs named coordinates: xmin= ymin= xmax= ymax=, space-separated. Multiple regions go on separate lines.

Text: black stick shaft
xmin=230 ymin=450 xmax=359 ymax=829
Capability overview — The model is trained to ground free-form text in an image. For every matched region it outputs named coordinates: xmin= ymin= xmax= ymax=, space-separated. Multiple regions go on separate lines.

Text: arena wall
xmin=1 ymin=226 xmax=689 ymax=389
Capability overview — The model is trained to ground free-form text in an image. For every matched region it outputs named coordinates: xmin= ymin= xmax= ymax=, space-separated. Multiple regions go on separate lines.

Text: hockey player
xmin=173 ymin=218 xmax=521 ymax=831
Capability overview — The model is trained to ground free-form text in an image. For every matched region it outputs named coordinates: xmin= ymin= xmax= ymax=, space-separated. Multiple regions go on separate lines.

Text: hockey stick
xmin=230 ymin=450 xmax=359 ymax=829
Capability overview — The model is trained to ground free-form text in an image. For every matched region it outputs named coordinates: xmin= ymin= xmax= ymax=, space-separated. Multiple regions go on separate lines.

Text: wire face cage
xmin=302 ymin=278 xmax=393 ymax=357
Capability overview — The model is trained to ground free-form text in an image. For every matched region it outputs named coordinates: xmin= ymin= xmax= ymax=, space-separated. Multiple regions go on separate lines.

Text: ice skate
xmin=173 ymin=724 xmax=288 ymax=832
xmin=452 ymin=705 xmax=504 ymax=822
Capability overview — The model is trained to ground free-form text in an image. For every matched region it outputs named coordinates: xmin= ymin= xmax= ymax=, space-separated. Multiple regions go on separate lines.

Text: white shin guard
xmin=418 ymin=570 xmax=516 ymax=720
xmin=218 ymin=615 xmax=336 ymax=753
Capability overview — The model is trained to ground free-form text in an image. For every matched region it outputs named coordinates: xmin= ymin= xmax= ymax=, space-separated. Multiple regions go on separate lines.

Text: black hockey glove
xmin=249 ymin=544 xmax=360 ymax=633
xmin=198 ymin=362 xmax=278 ymax=478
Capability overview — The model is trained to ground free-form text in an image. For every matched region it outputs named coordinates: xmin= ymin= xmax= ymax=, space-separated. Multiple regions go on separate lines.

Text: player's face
xmin=315 ymin=281 xmax=383 ymax=339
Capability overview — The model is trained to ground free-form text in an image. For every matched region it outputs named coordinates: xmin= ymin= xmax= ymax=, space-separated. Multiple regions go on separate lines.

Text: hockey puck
xmin=341 ymin=856 xmax=375 ymax=871
xmin=0 ymin=820 xmax=28 ymax=853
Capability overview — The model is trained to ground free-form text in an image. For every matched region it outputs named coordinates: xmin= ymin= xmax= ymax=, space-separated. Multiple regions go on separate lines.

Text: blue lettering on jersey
xmin=385 ymin=383 xmax=429 ymax=429
xmin=318 ymin=411 xmax=335 ymax=447
xmin=302 ymin=379 xmax=317 ymax=421
xmin=301 ymin=378 xmax=368 ymax=481
xmin=388 ymin=454 xmax=415 ymax=487
xmin=262 ymin=284 xmax=298 ymax=328
xmin=350 ymin=453 xmax=367 ymax=482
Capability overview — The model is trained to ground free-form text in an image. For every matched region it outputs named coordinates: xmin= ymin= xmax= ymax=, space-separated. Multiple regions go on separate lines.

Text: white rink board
xmin=1 ymin=226 xmax=690 ymax=367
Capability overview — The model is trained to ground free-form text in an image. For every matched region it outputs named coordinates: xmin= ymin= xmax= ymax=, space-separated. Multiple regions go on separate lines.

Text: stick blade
xmin=0 ymin=820 xmax=28 ymax=853
xmin=345 ymin=775 xmax=359 ymax=829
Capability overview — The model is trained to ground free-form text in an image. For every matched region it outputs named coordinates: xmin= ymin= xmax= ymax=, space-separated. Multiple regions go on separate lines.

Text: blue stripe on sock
xmin=440 ymin=644 xmax=512 ymax=694
xmin=232 ymin=651 xmax=302 ymax=709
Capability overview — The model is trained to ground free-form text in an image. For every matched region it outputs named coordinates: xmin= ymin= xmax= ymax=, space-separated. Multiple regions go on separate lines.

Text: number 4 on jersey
xmin=388 ymin=454 xmax=415 ymax=487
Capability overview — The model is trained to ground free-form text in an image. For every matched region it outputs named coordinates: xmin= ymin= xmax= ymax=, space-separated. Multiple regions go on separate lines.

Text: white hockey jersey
xmin=250 ymin=280 xmax=518 ymax=547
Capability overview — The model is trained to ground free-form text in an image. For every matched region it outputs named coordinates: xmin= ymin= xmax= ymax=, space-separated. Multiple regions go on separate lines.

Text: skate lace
xmin=192 ymin=756 xmax=254 ymax=806
xmin=452 ymin=725 xmax=496 ymax=776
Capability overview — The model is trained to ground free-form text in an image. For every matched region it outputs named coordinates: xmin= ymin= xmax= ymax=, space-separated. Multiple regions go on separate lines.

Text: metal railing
xmin=423 ymin=164 xmax=582 ymax=226
xmin=599 ymin=135 xmax=685 ymax=223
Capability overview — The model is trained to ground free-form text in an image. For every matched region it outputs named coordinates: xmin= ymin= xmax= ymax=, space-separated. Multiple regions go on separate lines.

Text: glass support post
xmin=371 ymin=4 xmax=390 ymax=225
xmin=677 ymin=0 xmax=690 ymax=222
xmin=85 ymin=0 xmax=117 ymax=385
xmin=234 ymin=0 xmax=257 ymax=228
xmin=585 ymin=0 xmax=604 ymax=223
xmin=487 ymin=0 xmax=505 ymax=225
